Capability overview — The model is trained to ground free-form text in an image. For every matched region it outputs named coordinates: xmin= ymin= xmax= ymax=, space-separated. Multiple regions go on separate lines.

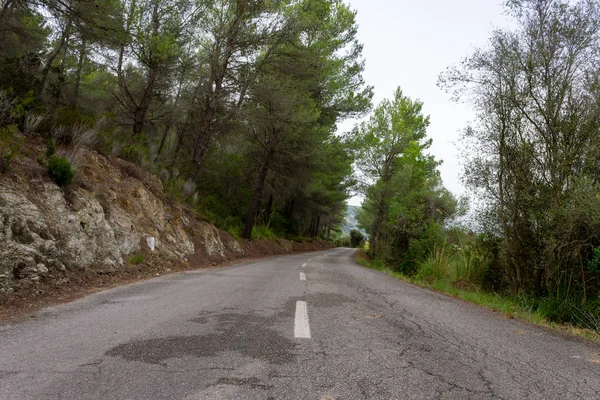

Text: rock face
xmin=0 ymin=149 xmax=245 ymax=293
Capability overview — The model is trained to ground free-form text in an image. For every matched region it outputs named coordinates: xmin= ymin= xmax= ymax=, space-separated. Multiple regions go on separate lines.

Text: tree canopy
xmin=0 ymin=0 xmax=372 ymax=241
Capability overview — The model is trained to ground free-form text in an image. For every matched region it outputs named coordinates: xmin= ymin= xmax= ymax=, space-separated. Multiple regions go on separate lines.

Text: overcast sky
xmin=342 ymin=0 xmax=511 ymax=205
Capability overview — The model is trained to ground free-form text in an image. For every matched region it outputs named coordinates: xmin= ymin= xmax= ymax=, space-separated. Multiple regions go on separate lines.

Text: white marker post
xmin=300 ymin=272 xmax=306 ymax=281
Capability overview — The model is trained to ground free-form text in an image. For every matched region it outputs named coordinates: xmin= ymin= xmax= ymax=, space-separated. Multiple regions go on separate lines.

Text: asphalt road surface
xmin=1 ymin=248 xmax=599 ymax=399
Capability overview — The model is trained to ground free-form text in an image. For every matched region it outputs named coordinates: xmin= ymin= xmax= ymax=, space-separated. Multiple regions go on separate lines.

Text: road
xmin=0 ymin=248 xmax=599 ymax=399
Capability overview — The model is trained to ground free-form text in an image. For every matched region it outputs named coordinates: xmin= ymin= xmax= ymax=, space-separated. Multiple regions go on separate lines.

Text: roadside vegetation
xmin=0 ymin=0 xmax=372 ymax=242
xmin=352 ymin=0 xmax=600 ymax=336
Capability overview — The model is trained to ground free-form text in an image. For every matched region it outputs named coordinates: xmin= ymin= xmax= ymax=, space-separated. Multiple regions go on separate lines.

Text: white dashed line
xmin=294 ymin=301 xmax=311 ymax=338
xmin=300 ymin=272 xmax=306 ymax=281
xmin=302 ymin=263 xmax=306 ymax=267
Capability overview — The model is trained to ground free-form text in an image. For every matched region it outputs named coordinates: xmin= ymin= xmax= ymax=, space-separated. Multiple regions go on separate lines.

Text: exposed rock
xmin=0 ymin=148 xmax=228 ymax=293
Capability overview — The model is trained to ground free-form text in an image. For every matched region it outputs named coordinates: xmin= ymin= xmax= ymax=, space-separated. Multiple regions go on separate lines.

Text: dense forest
xmin=0 ymin=0 xmax=372 ymax=240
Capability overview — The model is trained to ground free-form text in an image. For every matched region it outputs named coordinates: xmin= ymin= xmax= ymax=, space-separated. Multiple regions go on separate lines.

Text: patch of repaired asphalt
xmin=105 ymin=292 xmax=355 ymax=366
xmin=105 ymin=312 xmax=297 ymax=365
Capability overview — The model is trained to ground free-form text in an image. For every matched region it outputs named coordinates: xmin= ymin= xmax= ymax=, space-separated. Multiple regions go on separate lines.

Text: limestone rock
xmin=0 ymin=148 xmax=244 ymax=293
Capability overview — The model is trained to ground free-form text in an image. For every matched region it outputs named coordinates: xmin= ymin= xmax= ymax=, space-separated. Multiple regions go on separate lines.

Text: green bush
xmin=128 ymin=254 xmax=144 ymax=265
xmin=0 ymin=125 xmax=22 ymax=173
xmin=398 ymin=223 xmax=446 ymax=274
xmin=415 ymin=243 xmax=453 ymax=282
xmin=225 ymin=219 xmax=243 ymax=240
xmin=252 ymin=225 xmax=277 ymax=240
xmin=48 ymin=155 xmax=74 ymax=185
xmin=45 ymin=137 xmax=56 ymax=158
xmin=349 ymin=229 xmax=365 ymax=248
xmin=336 ymin=235 xmax=351 ymax=247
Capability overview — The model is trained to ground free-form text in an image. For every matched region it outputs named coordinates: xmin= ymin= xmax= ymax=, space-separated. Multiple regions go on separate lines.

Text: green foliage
xmin=251 ymin=225 xmax=278 ymax=241
xmin=119 ymin=139 xmax=150 ymax=165
xmin=47 ymin=155 xmax=74 ymax=186
xmin=45 ymin=138 xmax=56 ymax=158
xmin=225 ymin=224 xmax=243 ymax=241
xmin=588 ymin=247 xmax=600 ymax=274
xmin=8 ymin=90 xmax=38 ymax=123
xmin=398 ymin=223 xmax=446 ymax=274
xmin=349 ymin=229 xmax=365 ymax=248
xmin=350 ymin=87 xmax=456 ymax=263
xmin=128 ymin=254 xmax=144 ymax=265
xmin=336 ymin=235 xmax=351 ymax=247
xmin=0 ymin=125 xmax=22 ymax=173
xmin=440 ymin=0 xmax=600 ymax=302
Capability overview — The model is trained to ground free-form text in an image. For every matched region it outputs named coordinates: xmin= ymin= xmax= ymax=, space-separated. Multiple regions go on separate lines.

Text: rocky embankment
xmin=0 ymin=144 xmax=329 ymax=305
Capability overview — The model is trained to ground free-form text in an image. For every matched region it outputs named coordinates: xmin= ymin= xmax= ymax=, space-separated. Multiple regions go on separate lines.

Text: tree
xmin=356 ymin=138 xmax=457 ymax=270
xmin=350 ymin=87 xmax=429 ymax=259
xmin=439 ymin=0 xmax=600 ymax=295
xmin=349 ymin=229 xmax=364 ymax=248
xmin=239 ymin=0 xmax=371 ymax=239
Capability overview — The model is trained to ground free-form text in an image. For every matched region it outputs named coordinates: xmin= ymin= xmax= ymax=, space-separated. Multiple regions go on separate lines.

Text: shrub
xmin=225 ymin=221 xmax=243 ymax=240
xmin=398 ymin=223 xmax=446 ymax=274
xmin=128 ymin=254 xmax=144 ymax=265
xmin=349 ymin=229 xmax=365 ymax=248
xmin=45 ymin=137 xmax=56 ymax=158
xmin=48 ymin=155 xmax=74 ymax=185
xmin=416 ymin=243 xmax=453 ymax=282
xmin=336 ymin=235 xmax=351 ymax=247
xmin=252 ymin=225 xmax=277 ymax=240
xmin=0 ymin=125 xmax=22 ymax=173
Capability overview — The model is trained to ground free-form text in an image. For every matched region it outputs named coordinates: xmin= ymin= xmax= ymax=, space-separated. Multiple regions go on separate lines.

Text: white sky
xmin=342 ymin=0 xmax=511 ymax=206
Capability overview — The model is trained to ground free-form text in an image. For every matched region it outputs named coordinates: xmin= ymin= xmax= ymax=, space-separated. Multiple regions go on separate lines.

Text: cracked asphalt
xmin=1 ymin=248 xmax=599 ymax=399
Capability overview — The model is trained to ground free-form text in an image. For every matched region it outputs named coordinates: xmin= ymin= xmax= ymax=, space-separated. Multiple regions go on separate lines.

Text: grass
xmin=128 ymin=254 xmax=144 ymax=265
xmin=353 ymin=250 xmax=600 ymax=343
xmin=251 ymin=225 xmax=278 ymax=241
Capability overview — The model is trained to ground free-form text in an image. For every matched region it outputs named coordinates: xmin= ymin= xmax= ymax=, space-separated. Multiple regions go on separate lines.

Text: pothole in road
xmin=105 ymin=313 xmax=296 ymax=365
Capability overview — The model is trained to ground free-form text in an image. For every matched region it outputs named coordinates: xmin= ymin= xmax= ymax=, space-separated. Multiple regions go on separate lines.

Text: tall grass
xmin=416 ymin=239 xmax=487 ymax=286
xmin=252 ymin=225 xmax=277 ymax=240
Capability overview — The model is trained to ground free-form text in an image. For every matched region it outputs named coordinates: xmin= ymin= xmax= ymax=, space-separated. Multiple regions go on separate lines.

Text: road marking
xmin=302 ymin=263 xmax=306 ymax=267
xmin=300 ymin=272 xmax=306 ymax=281
xmin=294 ymin=301 xmax=311 ymax=338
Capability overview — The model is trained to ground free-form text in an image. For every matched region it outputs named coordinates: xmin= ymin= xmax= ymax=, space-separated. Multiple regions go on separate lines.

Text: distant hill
xmin=341 ymin=205 xmax=368 ymax=237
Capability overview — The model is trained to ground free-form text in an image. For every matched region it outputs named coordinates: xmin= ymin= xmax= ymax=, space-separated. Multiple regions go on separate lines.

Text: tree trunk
xmin=132 ymin=69 xmax=156 ymax=136
xmin=171 ymin=126 xmax=185 ymax=165
xmin=41 ymin=17 xmax=72 ymax=94
xmin=265 ymin=194 xmax=274 ymax=226
xmin=117 ymin=0 xmax=137 ymax=81
xmin=156 ymin=78 xmax=183 ymax=161
xmin=131 ymin=0 xmax=159 ymax=137
xmin=191 ymin=9 xmax=242 ymax=169
xmin=191 ymin=107 xmax=214 ymax=171
xmin=372 ymin=195 xmax=386 ymax=260
xmin=72 ymin=37 xmax=86 ymax=104
xmin=243 ymin=151 xmax=273 ymax=240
